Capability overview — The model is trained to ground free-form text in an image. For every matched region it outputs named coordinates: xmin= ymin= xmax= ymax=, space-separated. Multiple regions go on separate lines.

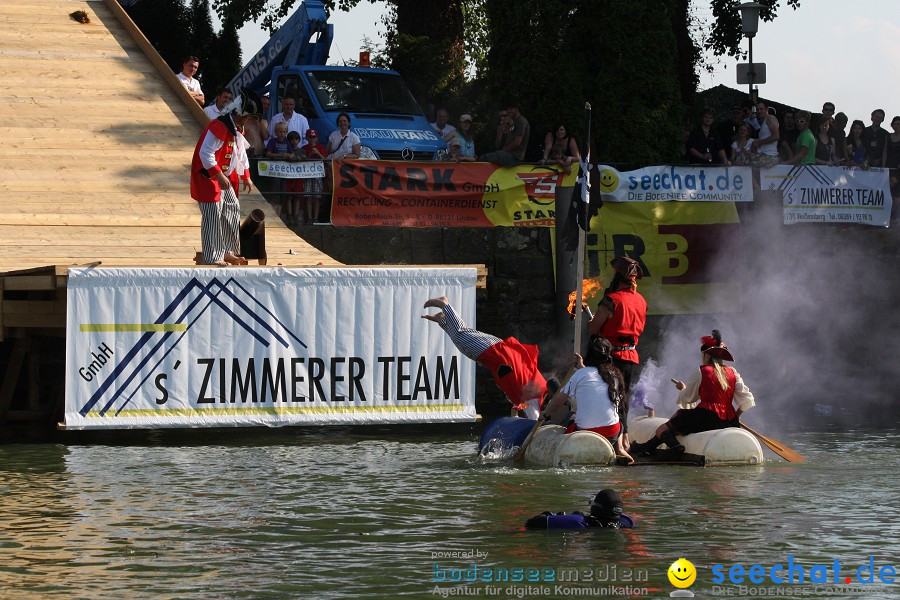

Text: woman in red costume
xmin=588 ymin=256 xmax=647 ymax=393
xmin=629 ymin=330 xmax=756 ymax=456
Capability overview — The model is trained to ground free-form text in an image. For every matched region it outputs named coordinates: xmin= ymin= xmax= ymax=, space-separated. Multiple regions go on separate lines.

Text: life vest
xmin=598 ymin=289 xmax=647 ymax=364
xmin=697 ymin=365 xmax=737 ymax=421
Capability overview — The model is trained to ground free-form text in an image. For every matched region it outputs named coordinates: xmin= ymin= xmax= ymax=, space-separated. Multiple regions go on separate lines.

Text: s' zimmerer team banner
xmin=760 ymin=165 xmax=892 ymax=226
xmin=64 ymin=267 xmax=478 ymax=430
xmin=593 ymin=165 xmax=754 ymax=203
xmin=330 ymin=160 xmax=578 ymax=227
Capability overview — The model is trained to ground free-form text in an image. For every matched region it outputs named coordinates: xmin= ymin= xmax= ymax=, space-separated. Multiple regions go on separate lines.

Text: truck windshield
xmin=304 ymin=70 xmax=424 ymax=116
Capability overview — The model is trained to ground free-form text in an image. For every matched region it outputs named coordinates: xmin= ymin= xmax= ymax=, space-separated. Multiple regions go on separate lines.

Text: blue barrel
xmin=478 ymin=416 xmax=536 ymax=454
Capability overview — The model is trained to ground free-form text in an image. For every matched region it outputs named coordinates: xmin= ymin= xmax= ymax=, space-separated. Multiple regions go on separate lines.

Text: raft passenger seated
xmin=540 ymin=337 xmax=633 ymax=464
xmin=630 ymin=330 xmax=755 ymax=456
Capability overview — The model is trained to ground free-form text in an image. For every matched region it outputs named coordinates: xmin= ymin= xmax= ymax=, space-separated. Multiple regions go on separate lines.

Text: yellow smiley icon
xmin=597 ymin=168 xmax=619 ymax=193
xmin=667 ymin=558 xmax=696 ymax=588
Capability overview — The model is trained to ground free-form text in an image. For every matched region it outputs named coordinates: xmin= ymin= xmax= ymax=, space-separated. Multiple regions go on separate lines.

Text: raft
xmin=478 ymin=417 xmax=615 ymax=467
xmin=628 ymin=416 xmax=764 ymax=466
xmin=479 ymin=415 xmax=764 ymax=467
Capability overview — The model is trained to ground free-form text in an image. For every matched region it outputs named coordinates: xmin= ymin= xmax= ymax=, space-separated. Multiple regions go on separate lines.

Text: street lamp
xmin=737 ymin=2 xmax=763 ymax=103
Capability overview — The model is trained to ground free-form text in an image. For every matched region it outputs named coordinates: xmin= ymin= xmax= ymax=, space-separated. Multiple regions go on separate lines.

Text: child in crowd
xmin=283 ymin=130 xmax=304 ymax=226
xmin=300 ymin=129 xmax=328 ymax=224
xmin=550 ymin=144 xmax=572 ymax=174
xmin=265 ymin=122 xmax=294 ymax=160
xmin=264 ymin=122 xmax=296 ymax=224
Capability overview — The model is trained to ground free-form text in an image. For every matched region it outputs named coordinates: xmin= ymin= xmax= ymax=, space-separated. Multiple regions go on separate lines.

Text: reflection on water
xmin=1 ymin=428 xmax=900 ymax=598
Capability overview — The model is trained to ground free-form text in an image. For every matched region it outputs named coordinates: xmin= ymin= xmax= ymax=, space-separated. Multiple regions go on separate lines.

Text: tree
xmin=380 ymin=0 xmax=466 ymax=107
xmin=211 ymin=0 xmax=467 ymax=108
xmin=123 ymin=0 xmax=242 ymax=101
xmin=704 ymin=0 xmax=800 ymax=59
xmin=189 ymin=0 xmax=218 ymax=99
xmin=123 ymin=0 xmax=192 ymax=73
xmin=480 ymin=0 xmax=686 ymax=165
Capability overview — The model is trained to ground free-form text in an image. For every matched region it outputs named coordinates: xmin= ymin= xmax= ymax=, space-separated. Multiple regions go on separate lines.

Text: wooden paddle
xmin=740 ymin=423 xmax=806 ymax=463
xmin=513 ymin=366 xmax=577 ymax=461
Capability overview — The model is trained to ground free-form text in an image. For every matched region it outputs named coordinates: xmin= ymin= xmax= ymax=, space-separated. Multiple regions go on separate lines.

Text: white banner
xmin=64 ymin=267 xmax=477 ymax=430
xmin=760 ymin=165 xmax=892 ymax=226
xmin=595 ymin=164 xmax=754 ymax=202
xmin=257 ymin=160 xmax=325 ymax=179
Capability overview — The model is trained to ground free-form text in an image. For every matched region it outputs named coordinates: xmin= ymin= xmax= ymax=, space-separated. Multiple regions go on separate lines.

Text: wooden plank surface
xmin=0 ymin=0 xmax=340 ymax=276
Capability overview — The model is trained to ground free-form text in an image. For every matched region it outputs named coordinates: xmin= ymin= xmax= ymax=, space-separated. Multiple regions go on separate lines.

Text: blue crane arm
xmin=225 ymin=0 xmax=333 ymax=98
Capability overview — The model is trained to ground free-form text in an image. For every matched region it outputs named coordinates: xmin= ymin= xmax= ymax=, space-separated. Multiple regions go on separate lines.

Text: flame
xmin=567 ymin=279 xmax=603 ymax=314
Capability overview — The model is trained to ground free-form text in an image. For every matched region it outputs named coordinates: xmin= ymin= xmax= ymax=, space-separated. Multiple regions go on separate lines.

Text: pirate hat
xmin=221 ymin=87 xmax=262 ymax=118
xmin=610 ymin=256 xmax=643 ymax=280
xmin=700 ymin=329 xmax=734 ymax=361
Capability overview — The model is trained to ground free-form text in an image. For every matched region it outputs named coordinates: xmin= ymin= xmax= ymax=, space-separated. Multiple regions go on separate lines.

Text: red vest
xmin=191 ymin=119 xmax=238 ymax=203
xmin=697 ymin=365 xmax=737 ymax=421
xmin=476 ymin=337 xmax=547 ymax=409
xmin=598 ymin=289 xmax=647 ymax=364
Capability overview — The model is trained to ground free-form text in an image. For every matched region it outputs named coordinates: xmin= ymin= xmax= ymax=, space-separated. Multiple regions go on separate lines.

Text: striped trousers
xmin=198 ymin=184 xmax=241 ymax=264
xmin=438 ymin=303 xmax=500 ymax=361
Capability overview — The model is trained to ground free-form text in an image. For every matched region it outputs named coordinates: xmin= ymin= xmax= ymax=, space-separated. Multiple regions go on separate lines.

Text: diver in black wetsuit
xmin=524 ymin=489 xmax=636 ymax=530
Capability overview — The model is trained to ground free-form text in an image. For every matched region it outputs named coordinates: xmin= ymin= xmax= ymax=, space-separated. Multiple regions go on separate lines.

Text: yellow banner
xmin=583 ymin=202 xmax=742 ymax=315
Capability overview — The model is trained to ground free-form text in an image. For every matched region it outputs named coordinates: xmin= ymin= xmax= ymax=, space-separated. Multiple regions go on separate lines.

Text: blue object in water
xmin=478 ymin=416 xmax=536 ymax=454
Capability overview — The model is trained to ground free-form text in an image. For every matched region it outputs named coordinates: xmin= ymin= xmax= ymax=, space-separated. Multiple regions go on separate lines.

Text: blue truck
xmin=226 ymin=0 xmax=444 ymax=160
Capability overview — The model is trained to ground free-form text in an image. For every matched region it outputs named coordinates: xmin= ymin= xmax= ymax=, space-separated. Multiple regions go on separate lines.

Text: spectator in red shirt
xmin=300 ymin=129 xmax=328 ymax=224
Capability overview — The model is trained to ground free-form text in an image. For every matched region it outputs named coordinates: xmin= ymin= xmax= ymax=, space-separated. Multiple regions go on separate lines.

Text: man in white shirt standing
xmin=176 ymin=56 xmax=204 ymax=105
xmin=204 ymin=89 xmax=234 ymax=121
xmin=268 ymin=97 xmax=309 ymax=145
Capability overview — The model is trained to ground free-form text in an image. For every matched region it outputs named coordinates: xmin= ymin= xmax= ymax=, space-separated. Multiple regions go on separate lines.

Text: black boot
xmin=629 ymin=436 xmax=663 ymax=456
xmin=660 ymin=429 xmax=685 ymax=454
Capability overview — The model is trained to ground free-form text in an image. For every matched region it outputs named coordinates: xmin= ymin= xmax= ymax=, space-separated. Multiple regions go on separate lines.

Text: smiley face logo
xmin=667 ymin=558 xmax=696 ymax=588
xmin=597 ymin=168 xmax=619 ymax=193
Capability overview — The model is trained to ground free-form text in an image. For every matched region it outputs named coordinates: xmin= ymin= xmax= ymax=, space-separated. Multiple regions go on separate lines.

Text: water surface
xmin=1 ymin=426 xmax=898 ymax=599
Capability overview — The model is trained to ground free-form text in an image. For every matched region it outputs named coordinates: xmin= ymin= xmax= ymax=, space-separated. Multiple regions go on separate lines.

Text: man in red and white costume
xmin=190 ymin=87 xmax=260 ymax=266
xmin=422 ymin=296 xmax=547 ymax=419
xmin=629 ymin=330 xmax=756 ymax=456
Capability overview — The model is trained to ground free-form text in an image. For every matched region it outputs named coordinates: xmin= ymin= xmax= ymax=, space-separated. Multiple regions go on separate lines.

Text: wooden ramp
xmin=0 ymin=0 xmax=346 ymax=424
xmin=0 ymin=0 xmax=341 ymax=272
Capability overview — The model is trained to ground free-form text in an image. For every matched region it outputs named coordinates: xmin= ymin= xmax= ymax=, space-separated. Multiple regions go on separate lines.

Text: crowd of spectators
xmin=687 ymin=100 xmax=900 ymax=171
xmin=175 ymin=54 xmax=900 ymax=225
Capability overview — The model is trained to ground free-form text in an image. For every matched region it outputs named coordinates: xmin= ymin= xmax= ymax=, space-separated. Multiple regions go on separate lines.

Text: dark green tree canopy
xmin=165 ymin=0 xmax=800 ymax=163
xmin=123 ymin=0 xmax=242 ymax=101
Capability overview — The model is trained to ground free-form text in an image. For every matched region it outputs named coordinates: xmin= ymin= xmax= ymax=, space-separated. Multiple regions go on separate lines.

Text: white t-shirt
xmin=431 ymin=122 xmax=457 ymax=140
xmin=562 ymin=367 xmax=618 ymax=430
xmin=203 ymin=104 xmax=225 ymax=121
xmin=269 ymin=112 xmax=310 ymax=145
xmin=177 ymin=72 xmax=202 ymax=95
xmin=328 ymin=130 xmax=361 ymax=158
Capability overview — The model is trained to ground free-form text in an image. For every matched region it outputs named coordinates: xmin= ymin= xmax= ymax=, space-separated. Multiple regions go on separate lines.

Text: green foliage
xmin=205 ymin=17 xmax=243 ymax=96
xmin=478 ymin=0 xmax=686 ymax=165
xmin=705 ymin=0 xmax=800 ymax=58
xmin=124 ymin=0 xmax=242 ymax=102
xmin=124 ymin=0 xmax=191 ymax=73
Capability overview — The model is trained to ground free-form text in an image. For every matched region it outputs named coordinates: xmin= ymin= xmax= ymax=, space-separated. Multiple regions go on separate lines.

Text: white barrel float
xmin=523 ymin=425 xmax=616 ymax=467
xmin=628 ymin=416 xmax=764 ymax=466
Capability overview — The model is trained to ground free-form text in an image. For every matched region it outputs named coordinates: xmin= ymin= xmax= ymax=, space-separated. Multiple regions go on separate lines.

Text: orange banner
xmin=330 ymin=160 xmax=579 ymax=227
